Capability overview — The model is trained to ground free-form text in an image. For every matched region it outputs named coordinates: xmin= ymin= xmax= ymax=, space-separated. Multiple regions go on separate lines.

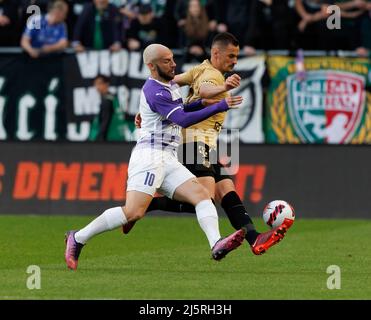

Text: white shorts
xmin=127 ymin=147 xmax=195 ymax=199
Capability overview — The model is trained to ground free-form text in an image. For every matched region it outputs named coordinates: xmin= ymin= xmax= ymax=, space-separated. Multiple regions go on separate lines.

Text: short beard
xmin=155 ymin=64 xmax=174 ymax=81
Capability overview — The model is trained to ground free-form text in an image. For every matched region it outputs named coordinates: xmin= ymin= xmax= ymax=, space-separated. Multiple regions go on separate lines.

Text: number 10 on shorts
xmin=144 ymin=172 xmax=155 ymax=186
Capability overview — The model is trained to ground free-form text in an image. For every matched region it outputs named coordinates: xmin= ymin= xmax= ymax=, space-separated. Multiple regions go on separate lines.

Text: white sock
xmin=195 ymin=199 xmax=221 ymax=248
xmin=74 ymin=207 xmax=127 ymax=244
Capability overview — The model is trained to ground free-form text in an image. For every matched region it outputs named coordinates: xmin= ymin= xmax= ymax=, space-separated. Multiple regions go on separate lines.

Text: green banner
xmin=266 ymin=56 xmax=371 ymax=144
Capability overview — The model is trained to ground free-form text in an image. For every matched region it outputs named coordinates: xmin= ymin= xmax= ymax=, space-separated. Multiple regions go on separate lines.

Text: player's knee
xmin=130 ymin=212 xmax=145 ymax=222
xmin=216 ymin=179 xmax=235 ymax=202
xmin=215 ymin=188 xmax=225 ymax=204
xmin=122 ymin=206 xmax=146 ymax=222
xmin=194 ymin=184 xmax=211 ymax=202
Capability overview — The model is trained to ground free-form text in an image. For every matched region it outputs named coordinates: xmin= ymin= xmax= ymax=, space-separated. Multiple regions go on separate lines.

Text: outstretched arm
xmin=168 ymin=100 xmax=229 ymax=128
xmin=150 ymin=91 xmax=242 ymax=128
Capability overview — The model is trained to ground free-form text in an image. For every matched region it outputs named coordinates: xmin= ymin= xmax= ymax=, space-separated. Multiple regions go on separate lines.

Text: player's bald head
xmin=143 ymin=44 xmax=176 ymax=82
xmin=143 ymin=44 xmax=172 ymax=65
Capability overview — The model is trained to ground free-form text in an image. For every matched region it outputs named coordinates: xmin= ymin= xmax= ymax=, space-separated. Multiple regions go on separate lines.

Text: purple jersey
xmin=136 ymin=77 xmax=230 ymax=152
xmin=137 ymin=78 xmax=183 ymax=151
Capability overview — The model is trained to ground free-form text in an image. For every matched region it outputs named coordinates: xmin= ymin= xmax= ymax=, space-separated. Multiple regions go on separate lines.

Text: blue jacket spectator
xmin=72 ymin=0 xmax=122 ymax=52
xmin=20 ymin=0 xmax=69 ymax=58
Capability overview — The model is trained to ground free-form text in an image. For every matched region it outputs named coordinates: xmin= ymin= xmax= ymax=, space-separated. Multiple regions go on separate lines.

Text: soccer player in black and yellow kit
xmin=124 ymin=33 xmax=293 ymax=255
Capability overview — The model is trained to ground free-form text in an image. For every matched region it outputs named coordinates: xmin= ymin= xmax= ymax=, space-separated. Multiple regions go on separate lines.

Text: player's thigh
xmin=172 ymin=177 xmax=210 ymax=206
xmin=123 ymin=190 xmax=153 ymax=221
xmin=159 ymin=156 xmax=208 ymax=205
xmin=127 ymin=148 xmax=164 ymax=201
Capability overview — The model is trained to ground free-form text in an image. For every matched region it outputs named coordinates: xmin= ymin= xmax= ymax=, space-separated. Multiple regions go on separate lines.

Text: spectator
xmin=160 ymin=0 xmax=179 ymax=48
xmin=181 ymin=0 xmax=211 ymax=62
xmin=0 ymin=0 xmax=19 ymax=46
xmin=175 ymin=0 xmax=217 ymax=30
xmin=243 ymin=0 xmax=294 ymax=55
xmin=116 ymin=0 xmax=139 ymax=44
xmin=72 ymin=0 xmax=122 ymax=52
xmin=64 ymin=0 xmax=91 ymax=41
xmin=213 ymin=0 xmax=251 ymax=45
xmin=356 ymin=1 xmax=371 ymax=57
xmin=336 ymin=0 xmax=371 ymax=54
xmin=294 ymin=0 xmax=332 ymax=50
xmin=20 ymin=0 xmax=69 ymax=58
xmin=18 ymin=0 xmax=50 ymax=36
xmin=126 ymin=4 xmax=162 ymax=50
xmin=295 ymin=0 xmax=367 ymax=50
xmin=118 ymin=0 xmax=168 ymax=43
xmin=89 ymin=74 xmax=136 ymax=141
xmin=89 ymin=75 xmax=115 ymax=141
xmin=119 ymin=0 xmax=168 ymax=19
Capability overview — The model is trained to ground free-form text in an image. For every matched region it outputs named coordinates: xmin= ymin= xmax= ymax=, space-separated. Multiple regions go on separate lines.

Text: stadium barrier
xmin=1 ymin=49 xmax=370 ymax=144
xmin=1 ymin=142 xmax=370 ymax=218
xmin=0 ymin=49 xmax=265 ymax=143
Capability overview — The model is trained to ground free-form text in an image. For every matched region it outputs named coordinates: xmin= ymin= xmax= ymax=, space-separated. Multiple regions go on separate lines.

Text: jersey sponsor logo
xmin=214 ymin=122 xmax=222 ymax=133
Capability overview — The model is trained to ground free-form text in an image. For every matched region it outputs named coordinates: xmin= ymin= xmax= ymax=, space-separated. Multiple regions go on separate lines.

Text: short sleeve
xmin=59 ymin=23 xmax=68 ymax=40
xmin=198 ymin=69 xmax=222 ymax=87
xmin=23 ymin=15 xmax=41 ymax=38
xmin=176 ymin=69 xmax=194 ymax=86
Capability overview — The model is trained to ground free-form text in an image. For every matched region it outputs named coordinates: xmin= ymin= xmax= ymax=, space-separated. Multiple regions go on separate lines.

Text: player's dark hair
xmin=94 ymin=74 xmax=110 ymax=84
xmin=211 ymin=32 xmax=239 ymax=48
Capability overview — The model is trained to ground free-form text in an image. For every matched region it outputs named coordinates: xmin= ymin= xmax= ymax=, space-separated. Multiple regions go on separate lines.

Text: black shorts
xmin=180 ymin=142 xmax=232 ymax=183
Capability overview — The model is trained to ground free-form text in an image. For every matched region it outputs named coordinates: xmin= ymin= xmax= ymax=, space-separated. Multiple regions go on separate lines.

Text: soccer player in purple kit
xmin=125 ymin=33 xmax=293 ymax=256
xmin=64 ymin=44 xmax=245 ymax=270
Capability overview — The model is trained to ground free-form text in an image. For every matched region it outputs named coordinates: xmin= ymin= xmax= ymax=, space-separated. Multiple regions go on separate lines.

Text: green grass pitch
xmin=1 ymin=215 xmax=370 ymax=300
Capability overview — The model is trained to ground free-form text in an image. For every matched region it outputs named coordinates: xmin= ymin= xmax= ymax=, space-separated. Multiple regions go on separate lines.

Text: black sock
xmin=147 ymin=197 xmax=196 ymax=213
xmin=221 ymin=191 xmax=260 ymax=245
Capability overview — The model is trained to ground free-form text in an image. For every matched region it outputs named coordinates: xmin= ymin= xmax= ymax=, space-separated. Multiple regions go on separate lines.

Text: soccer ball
xmin=263 ymin=200 xmax=295 ymax=229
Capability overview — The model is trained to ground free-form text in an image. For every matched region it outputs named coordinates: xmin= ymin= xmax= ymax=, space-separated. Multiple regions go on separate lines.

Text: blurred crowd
xmin=0 ymin=0 xmax=370 ymax=60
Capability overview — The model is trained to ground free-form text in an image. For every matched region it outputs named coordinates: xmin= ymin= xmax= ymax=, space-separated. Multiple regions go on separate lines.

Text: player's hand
xmin=224 ymin=74 xmax=241 ymax=91
xmin=135 ymin=112 xmax=142 ymax=128
xmin=225 ymin=96 xmax=243 ymax=109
